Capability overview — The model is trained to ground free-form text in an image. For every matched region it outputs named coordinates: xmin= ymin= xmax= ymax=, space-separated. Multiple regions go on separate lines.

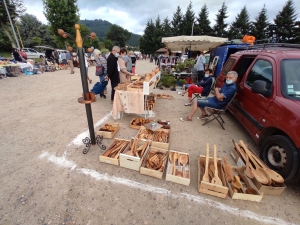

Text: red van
xmin=216 ymin=44 xmax=300 ymax=182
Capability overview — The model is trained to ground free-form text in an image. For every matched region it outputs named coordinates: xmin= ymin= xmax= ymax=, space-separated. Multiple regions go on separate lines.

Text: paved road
xmin=0 ymin=60 xmax=299 ymax=225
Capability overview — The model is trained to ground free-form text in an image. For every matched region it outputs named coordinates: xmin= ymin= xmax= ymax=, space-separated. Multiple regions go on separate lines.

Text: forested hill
xmin=80 ymin=19 xmax=141 ymax=47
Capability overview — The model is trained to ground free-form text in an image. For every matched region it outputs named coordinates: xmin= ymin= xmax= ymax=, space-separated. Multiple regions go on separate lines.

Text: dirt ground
xmin=0 ymin=59 xmax=299 ymax=225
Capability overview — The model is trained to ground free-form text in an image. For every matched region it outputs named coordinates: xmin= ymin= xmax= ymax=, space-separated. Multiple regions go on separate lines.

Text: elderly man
xmin=106 ymin=46 xmax=120 ymax=103
xmin=180 ymin=71 xmax=238 ymax=122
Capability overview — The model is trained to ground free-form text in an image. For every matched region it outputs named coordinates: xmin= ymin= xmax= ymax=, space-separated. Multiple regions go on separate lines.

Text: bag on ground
xmin=91 ymin=80 xmax=108 ymax=95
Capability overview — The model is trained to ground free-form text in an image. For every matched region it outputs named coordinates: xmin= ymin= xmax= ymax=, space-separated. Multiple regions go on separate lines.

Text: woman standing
xmin=118 ymin=48 xmax=134 ymax=83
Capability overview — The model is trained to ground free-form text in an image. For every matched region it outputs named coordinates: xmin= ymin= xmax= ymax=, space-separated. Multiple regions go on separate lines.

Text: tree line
xmin=0 ymin=0 xmax=135 ymax=52
xmin=140 ymin=0 xmax=300 ymax=54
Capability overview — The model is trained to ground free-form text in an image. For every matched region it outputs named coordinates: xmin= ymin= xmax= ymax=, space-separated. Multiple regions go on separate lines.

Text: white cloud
xmin=23 ymin=0 xmax=300 ymax=35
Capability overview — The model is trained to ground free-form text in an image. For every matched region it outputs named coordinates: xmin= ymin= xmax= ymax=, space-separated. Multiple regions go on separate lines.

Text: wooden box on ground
xmin=135 ymin=126 xmax=154 ymax=140
xmin=95 ymin=123 xmax=120 ymax=139
xmin=151 ymin=128 xmax=170 ymax=150
xmin=130 ymin=118 xmax=154 ymax=130
xmin=252 ymin=177 xmax=286 ymax=196
xmin=140 ymin=146 xmax=168 ymax=179
xmin=231 ymin=147 xmax=286 ymax=195
xmin=165 ymin=150 xmax=190 ymax=186
xmin=198 ymin=155 xmax=228 ymax=199
xmin=224 ymin=166 xmax=263 ymax=202
xmin=99 ymin=138 xmax=130 ymax=166
xmin=157 ymin=120 xmax=170 ymax=129
xmin=119 ymin=138 xmax=151 ymax=171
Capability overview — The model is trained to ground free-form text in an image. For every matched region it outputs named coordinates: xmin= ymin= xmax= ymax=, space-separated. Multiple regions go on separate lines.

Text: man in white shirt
xmin=194 ymin=51 xmax=206 ymax=82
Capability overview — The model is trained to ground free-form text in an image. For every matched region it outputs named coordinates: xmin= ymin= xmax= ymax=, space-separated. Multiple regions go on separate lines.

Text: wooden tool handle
xmin=214 ymin=145 xmax=218 ymax=177
xmin=204 ymin=143 xmax=209 ymax=177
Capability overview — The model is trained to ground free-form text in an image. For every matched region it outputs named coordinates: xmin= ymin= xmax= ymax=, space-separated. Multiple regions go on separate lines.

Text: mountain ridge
xmin=80 ymin=19 xmax=140 ymax=47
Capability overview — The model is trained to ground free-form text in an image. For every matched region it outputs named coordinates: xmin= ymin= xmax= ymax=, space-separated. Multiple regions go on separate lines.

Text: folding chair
xmin=190 ymin=77 xmax=216 ymax=101
xmin=202 ymin=93 xmax=237 ymax=130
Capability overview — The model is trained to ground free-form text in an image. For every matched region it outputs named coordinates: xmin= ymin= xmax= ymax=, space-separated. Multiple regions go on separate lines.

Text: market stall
xmin=162 ymin=35 xmax=228 ymax=51
xmin=112 ymin=69 xmax=161 ymax=119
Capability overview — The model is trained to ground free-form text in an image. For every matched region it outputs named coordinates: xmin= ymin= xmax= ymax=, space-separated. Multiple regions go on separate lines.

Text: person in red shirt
xmin=19 ymin=49 xmax=27 ymax=60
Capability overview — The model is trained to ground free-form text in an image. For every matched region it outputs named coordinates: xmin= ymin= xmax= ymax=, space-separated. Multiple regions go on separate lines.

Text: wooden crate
xmin=135 ymin=126 xmax=154 ymax=140
xmin=198 ymin=155 xmax=228 ymax=199
xmin=130 ymin=118 xmax=154 ymax=130
xmin=140 ymin=146 xmax=168 ymax=179
xmin=119 ymin=138 xmax=150 ymax=171
xmin=231 ymin=147 xmax=286 ymax=195
xmin=165 ymin=150 xmax=190 ymax=186
xmin=99 ymin=138 xmax=130 ymax=166
xmin=224 ymin=166 xmax=263 ymax=202
xmin=252 ymin=176 xmax=286 ymax=196
xmin=151 ymin=128 xmax=170 ymax=150
xmin=95 ymin=123 xmax=120 ymax=139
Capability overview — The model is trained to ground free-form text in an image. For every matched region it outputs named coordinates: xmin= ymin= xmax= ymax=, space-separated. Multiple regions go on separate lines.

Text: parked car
xmin=22 ymin=48 xmax=45 ymax=58
xmin=215 ymin=43 xmax=300 ymax=183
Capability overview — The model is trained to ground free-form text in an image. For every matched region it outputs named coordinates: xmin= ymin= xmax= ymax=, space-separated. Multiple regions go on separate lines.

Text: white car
xmin=22 ymin=48 xmax=45 ymax=58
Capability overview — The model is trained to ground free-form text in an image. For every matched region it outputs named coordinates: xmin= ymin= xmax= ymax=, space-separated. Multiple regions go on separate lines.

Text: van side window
xmin=246 ymin=60 xmax=273 ymax=88
xmin=235 ymin=57 xmax=255 ymax=77
xmin=221 ymin=58 xmax=236 ymax=74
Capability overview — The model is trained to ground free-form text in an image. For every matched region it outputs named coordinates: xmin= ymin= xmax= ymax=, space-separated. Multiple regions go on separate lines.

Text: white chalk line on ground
xmin=39 ymin=151 xmax=296 ymax=225
xmin=68 ymin=112 xmax=111 ymax=146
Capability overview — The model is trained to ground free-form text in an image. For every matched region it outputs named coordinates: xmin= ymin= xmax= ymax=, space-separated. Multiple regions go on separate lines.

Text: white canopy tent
xmin=162 ymin=35 xmax=228 ymax=51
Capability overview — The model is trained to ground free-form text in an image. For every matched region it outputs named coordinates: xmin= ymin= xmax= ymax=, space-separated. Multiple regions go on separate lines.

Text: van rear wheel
xmin=260 ymin=135 xmax=299 ymax=182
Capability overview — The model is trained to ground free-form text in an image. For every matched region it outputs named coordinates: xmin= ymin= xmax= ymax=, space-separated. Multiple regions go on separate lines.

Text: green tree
xmin=273 ymin=0 xmax=298 ymax=43
xmin=181 ymin=1 xmax=195 ymax=35
xmin=104 ymin=39 xmax=113 ymax=51
xmin=161 ymin=17 xmax=172 ymax=37
xmin=105 ymin=24 xmax=131 ymax=47
xmin=213 ymin=2 xmax=229 ymax=37
xmin=171 ymin=6 xmax=183 ymax=36
xmin=251 ymin=5 xmax=269 ymax=40
xmin=43 ymin=0 xmax=79 ymax=48
xmin=194 ymin=4 xmax=213 ymax=35
xmin=0 ymin=0 xmax=26 ymax=48
xmin=18 ymin=13 xmax=55 ymax=47
xmin=139 ymin=19 xmax=158 ymax=54
xmin=228 ymin=6 xmax=251 ymax=40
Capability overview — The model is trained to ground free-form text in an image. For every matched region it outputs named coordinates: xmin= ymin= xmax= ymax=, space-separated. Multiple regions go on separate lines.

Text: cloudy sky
xmin=23 ymin=0 xmax=300 ymax=35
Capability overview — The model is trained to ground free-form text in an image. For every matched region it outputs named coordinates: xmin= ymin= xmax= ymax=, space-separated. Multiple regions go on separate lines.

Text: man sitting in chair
xmin=180 ymin=71 xmax=238 ymax=122
xmin=181 ymin=68 xmax=213 ymax=106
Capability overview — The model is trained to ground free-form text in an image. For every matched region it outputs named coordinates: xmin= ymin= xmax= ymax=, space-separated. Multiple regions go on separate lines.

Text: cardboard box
xmin=165 ymin=150 xmax=190 ymax=186
xmin=140 ymin=146 xmax=168 ymax=179
xmin=198 ymin=155 xmax=228 ymax=199
xmin=95 ymin=123 xmax=120 ymax=139
xmin=231 ymin=147 xmax=286 ymax=195
xmin=119 ymin=138 xmax=150 ymax=171
xmin=224 ymin=166 xmax=263 ymax=202
xmin=151 ymin=128 xmax=170 ymax=150
xmin=99 ymin=138 xmax=130 ymax=166
xmin=130 ymin=118 xmax=154 ymax=130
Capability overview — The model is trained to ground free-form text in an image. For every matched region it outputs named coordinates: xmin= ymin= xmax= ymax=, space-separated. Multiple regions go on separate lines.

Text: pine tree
xmin=228 ymin=6 xmax=251 ymax=40
xmin=273 ymin=0 xmax=298 ymax=43
xmin=139 ymin=19 xmax=157 ymax=54
xmin=181 ymin=1 xmax=195 ymax=35
xmin=251 ymin=5 xmax=269 ymax=40
xmin=194 ymin=4 xmax=213 ymax=36
xmin=213 ymin=2 xmax=229 ymax=37
xmin=171 ymin=6 xmax=184 ymax=36
xmin=161 ymin=17 xmax=172 ymax=37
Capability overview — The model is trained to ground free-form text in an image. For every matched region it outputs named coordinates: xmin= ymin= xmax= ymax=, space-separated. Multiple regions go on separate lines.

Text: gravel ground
xmin=0 ymin=59 xmax=299 ymax=225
